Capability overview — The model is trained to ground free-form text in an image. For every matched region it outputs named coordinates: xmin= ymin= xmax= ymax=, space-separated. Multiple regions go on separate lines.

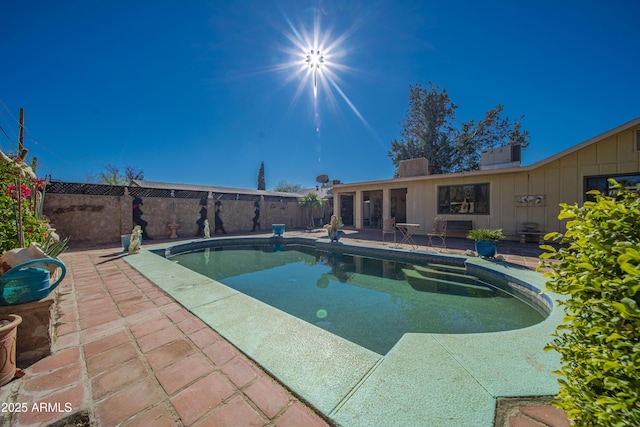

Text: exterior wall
xmin=332 ymin=122 xmax=640 ymax=240
xmin=44 ymin=194 xmax=307 ymax=245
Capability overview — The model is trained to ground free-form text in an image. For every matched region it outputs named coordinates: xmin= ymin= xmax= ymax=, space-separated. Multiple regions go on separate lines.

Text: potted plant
xmin=324 ymin=215 xmax=344 ymax=242
xmin=467 ymin=228 xmax=504 ymax=257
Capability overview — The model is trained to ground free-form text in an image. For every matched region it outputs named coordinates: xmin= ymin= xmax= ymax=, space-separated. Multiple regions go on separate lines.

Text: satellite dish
xmin=316 ymin=174 xmax=329 ymax=184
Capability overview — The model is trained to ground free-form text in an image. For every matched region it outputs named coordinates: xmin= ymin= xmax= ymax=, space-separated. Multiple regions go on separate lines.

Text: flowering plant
xmin=0 ymin=152 xmax=48 ymax=253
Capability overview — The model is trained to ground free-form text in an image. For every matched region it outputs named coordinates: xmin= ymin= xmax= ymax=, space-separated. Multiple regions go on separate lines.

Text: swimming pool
xmin=129 ymin=235 xmax=562 ymax=425
xmin=166 ymin=242 xmax=547 ymax=355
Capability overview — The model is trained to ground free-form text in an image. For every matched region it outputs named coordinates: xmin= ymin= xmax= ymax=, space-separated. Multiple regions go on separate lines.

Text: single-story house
xmin=331 ymin=117 xmax=640 ymax=241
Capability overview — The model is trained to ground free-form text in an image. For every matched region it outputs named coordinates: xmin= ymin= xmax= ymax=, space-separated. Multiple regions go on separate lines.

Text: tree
xmin=298 ymin=193 xmax=324 ymax=228
xmin=388 ymin=82 xmax=530 ymax=175
xmin=454 ymin=105 xmax=530 ymax=171
xmin=257 ymin=161 xmax=265 ymax=190
xmin=98 ymin=164 xmax=144 ymax=185
xmin=273 ymin=181 xmax=302 ymax=193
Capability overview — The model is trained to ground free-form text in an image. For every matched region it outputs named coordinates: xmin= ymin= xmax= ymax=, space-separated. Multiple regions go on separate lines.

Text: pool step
xmin=424 ymin=263 xmax=466 ymax=274
xmin=413 ymin=265 xmax=479 ymax=286
xmin=402 ymin=268 xmax=496 ymax=297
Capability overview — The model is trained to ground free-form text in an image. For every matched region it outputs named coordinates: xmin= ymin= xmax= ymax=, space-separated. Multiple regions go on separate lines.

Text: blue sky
xmin=1 ymin=1 xmax=638 ymax=190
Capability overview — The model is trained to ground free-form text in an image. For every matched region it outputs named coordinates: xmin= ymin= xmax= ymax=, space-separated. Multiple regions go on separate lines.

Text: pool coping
xmin=124 ymin=236 xmax=564 ymax=427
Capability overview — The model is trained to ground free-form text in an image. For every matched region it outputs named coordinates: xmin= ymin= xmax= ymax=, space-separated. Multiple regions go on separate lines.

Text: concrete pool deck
xmin=0 ymin=229 xmax=570 ymax=426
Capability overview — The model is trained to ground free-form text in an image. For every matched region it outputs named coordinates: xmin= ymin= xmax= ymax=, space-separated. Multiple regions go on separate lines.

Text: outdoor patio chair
xmin=427 ymin=217 xmax=447 ymax=248
xmin=382 ymin=217 xmax=396 ymax=244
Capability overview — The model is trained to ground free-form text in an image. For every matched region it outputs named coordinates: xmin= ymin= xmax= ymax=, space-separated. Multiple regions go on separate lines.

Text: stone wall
xmin=43 ymin=193 xmax=315 ymax=245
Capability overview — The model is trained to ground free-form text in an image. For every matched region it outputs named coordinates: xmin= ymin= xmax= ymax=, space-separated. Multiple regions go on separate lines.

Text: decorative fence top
xmin=44 ymin=181 xmax=303 ymax=202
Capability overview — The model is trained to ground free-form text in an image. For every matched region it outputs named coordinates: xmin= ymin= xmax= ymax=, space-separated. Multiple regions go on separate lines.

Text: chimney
xmin=398 ymin=158 xmax=429 ymax=178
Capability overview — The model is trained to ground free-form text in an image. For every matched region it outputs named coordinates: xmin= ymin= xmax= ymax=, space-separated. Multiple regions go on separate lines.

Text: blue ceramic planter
xmin=272 ymin=224 xmax=285 ymax=236
xmin=327 ymin=230 xmax=343 ymax=242
xmin=475 ymin=240 xmax=497 ymax=257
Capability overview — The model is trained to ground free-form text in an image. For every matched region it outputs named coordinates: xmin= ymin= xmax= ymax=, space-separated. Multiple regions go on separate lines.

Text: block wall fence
xmin=43 ymin=185 xmax=327 ymax=246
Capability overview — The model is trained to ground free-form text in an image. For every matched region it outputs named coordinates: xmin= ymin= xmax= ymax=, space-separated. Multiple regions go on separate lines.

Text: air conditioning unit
xmin=480 ymin=145 xmax=521 ymax=169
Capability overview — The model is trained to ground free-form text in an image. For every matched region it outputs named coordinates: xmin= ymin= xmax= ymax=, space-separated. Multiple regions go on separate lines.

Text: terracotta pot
xmin=0 ymin=314 xmax=22 ymax=386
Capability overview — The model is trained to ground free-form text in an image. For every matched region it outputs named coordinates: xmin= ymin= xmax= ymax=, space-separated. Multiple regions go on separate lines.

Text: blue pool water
xmin=170 ymin=244 xmax=546 ymax=354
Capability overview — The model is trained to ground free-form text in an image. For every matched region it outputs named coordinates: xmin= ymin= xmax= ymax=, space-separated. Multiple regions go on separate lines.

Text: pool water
xmin=171 ymin=244 xmax=545 ymax=355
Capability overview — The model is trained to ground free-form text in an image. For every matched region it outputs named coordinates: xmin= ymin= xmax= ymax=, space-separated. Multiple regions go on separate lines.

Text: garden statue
xmin=324 ymin=215 xmax=344 ymax=242
xmin=204 ymin=219 xmax=210 ymax=238
xmin=128 ymin=225 xmax=143 ymax=254
xmin=195 ymin=197 xmax=208 ymax=236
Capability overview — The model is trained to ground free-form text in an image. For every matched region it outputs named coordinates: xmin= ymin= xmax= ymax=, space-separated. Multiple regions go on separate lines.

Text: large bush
xmin=540 ymin=180 xmax=640 ymax=426
xmin=0 ymin=154 xmax=47 ymax=253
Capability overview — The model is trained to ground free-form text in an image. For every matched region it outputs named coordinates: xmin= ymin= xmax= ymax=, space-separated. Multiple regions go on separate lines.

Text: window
xmin=584 ymin=173 xmax=640 ymax=201
xmin=438 ymin=183 xmax=489 ymax=214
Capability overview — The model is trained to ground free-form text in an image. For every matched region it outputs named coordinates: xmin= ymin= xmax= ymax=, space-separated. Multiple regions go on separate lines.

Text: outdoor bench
xmin=446 ymin=220 xmax=473 ymax=236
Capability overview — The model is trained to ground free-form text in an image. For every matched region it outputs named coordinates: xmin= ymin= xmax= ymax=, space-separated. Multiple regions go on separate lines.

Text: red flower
xmin=6 ymin=184 xmax=31 ymax=198
xmin=34 ymin=178 xmax=47 ymax=191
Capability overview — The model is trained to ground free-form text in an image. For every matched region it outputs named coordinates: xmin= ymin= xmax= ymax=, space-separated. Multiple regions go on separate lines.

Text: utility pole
xmin=16 ymin=108 xmax=25 ymax=247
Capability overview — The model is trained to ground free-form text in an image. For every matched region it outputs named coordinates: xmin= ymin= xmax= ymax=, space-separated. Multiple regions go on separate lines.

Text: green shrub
xmin=539 ymin=179 xmax=640 ymax=426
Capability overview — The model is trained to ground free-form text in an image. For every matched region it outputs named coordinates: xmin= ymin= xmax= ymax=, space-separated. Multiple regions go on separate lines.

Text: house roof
xmin=334 ymin=116 xmax=640 ymax=189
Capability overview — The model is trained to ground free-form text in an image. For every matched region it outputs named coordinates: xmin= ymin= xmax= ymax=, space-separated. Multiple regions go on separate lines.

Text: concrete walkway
xmin=0 ymin=230 xmax=570 ymax=426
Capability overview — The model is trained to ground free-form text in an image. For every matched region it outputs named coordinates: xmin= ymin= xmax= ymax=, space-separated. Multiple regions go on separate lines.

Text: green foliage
xmin=273 ymin=181 xmax=302 ymax=193
xmin=539 ymin=180 xmax=640 ymax=426
xmin=388 ymin=82 xmax=530 ymax=175
xmin=41 ymin=235 xmax=70 ymax=258
xmin=0 ymin=155 xmax=47 ymax=253
xmin=467 ymin=228 xmax=504 ymax=241
xmin=298 ymin=193 xmax=324 ymax=227
xmin=298 ymin=193 xmax=324 ymax=209
xmin=257 ymin=161 xmax=266 ymax=191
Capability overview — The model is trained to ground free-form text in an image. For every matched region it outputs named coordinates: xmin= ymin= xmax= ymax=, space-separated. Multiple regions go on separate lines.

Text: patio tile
xmin=156 ymin=352 xmax=214 ymax=395
xmin=136 ymin=326 xmax=183 ymax=353
xmin=95 ymin=377 xmax=164 ymax=426
xmin=54 ymin=330 xmax=80 ymax=350
xmin=23 ymin=362 xmax=82 ymax=394
xmin=275 ymin=401 xmax=331 ymax=427
xmin=520 ymin=405 xmax=570 ymax=427
xmin=167 ymin=308 xmax=194 ymax=323
xmin=220 ymin=357 xmax=260 ymax=388
xmin=83 ymin=330 xmax=131 ymax=358
xmin=12 ymin=383 xmax=86 ymax=427
xmin=78 ymin=308 xmax=121 ymax=329
xmin=189 ymin=327 xmax=221 ymax=349
xmin=170 ymin=371 xmax=236 ymax=425
xmin=120 ymin=300 xmax=157 ymax=317
xmin=244 ymin=375 xmax=291 ymax=419
xmin=202 ymin=340 xmax=238 ymax=366
xmin=146 ymin=340 xmax=195 ymax=371
xmin=81 ymin=318 xmax=125 ymax=342
xmin=86 ymin=342 xmax=139 ymax=376
xmin=195 ymin=395 xmax=265 ymax=427
xmin=124 ymin=306 xmax=165 ymax=325
xmin=28 ymin=347 xmax=81 ymax=374
xmin=176 ymin=317 xmax=206 ymax=334
xmin=121 ymin=403 xmax=179 ymax=427
xmin=91 ymin=357 xmax=149 ymax=399
xmin=130 ymin=316 xmax=174 ymax=338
